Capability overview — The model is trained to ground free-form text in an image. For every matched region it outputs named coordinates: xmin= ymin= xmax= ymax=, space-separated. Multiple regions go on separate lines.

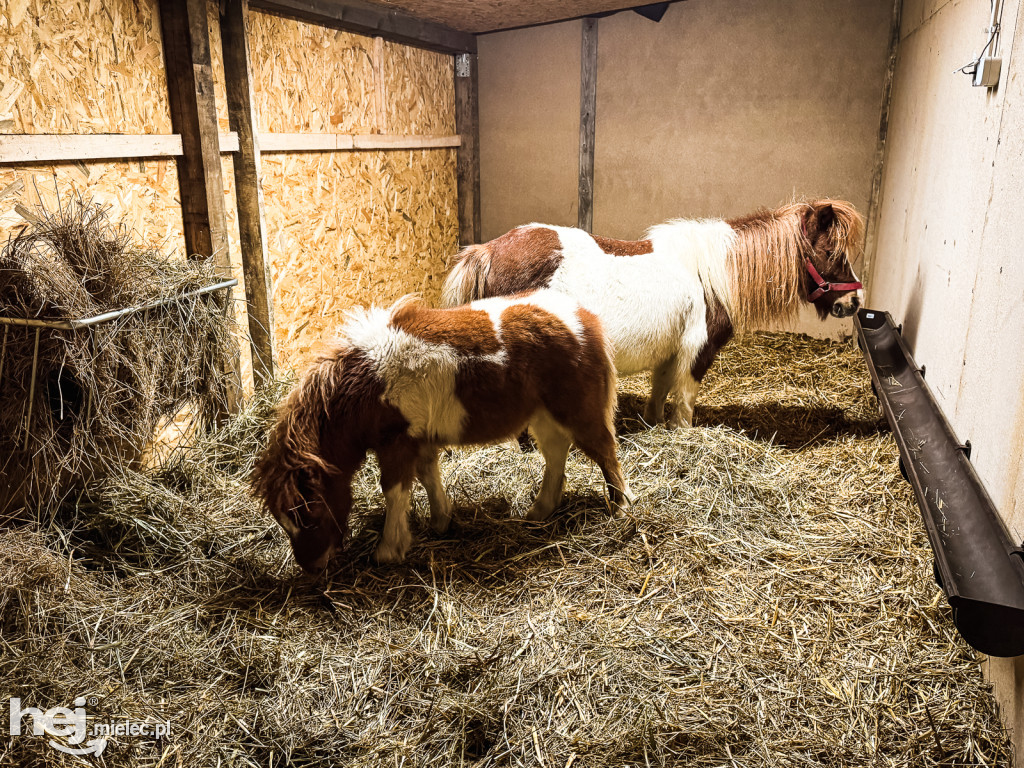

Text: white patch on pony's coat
xmin=377 ymin=483 xmax=413 ymax=563
xmin=645 ymin=219 xmax=736 ymax=318
xmin=340 ymin=301 xmax=468 ymax=443
xmin=539 ymin=223 xmax=733 ymax=378
xmin=471 ymin=288 xmax=584 ymax=341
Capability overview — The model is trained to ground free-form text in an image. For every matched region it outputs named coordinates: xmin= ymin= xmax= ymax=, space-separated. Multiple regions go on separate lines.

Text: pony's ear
xmin=815 ymin=202 xmax=835 ymax=232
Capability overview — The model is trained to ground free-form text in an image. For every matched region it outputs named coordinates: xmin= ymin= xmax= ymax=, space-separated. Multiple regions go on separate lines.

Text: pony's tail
xmin=252 ymin=354 xmax=345 ymax=535
xmin=441 ymin=244 xmax=491 ymax=307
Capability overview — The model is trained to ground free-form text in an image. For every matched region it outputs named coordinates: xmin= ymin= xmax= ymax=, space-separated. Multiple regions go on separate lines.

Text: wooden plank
xmin=353 ymin=134 xmax=460 ymax=149
xmin=219 ymin=132 xmax=241 ymax=153
xmin=373 ymin=36 xmax=386 ymax=134
xmin=249 ymin=0 xmax=476 ymax=54
xmin=863 ymin=0 xmax=902 ymax=291
xmin=578 ymin=17 xmax=598 ymax=233
xmin=259 ymin=133 xmax=356 ymax=152
xmin=258 ymin=133 xmax=459 ymax=152
xmin=0 ymin=134 xmax=184 ymax=164
xmin=0 ymin=131 xmax=454 ymax=163
xmin=221 ymin=0 xmax=276 ymax=387
xmin=159 ymin=0 xmax=241 ymax=410
xmin=454 ymin=52 xmax=481 ymax=246
xmin=159 ymin=0 xmax=232 ymax=265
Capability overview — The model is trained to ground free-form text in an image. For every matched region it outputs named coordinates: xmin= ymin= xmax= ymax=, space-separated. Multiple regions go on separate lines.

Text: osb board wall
xmin=0 ymin=0 xmax=185 ymax=267
xmin=247 ymin=11 xmax=377 ymax=133
xmin=248 ymin=11 xmax=458 ymax=371
xmin=261 ymin=148 xmax=457 ymax=371
xmin=379 ymin=39 xmax=456 ymax=134
xmin=0 ymin=0 xmax=171 ymax=133
xmin=0 ymin=162 xmax=185 ymax=254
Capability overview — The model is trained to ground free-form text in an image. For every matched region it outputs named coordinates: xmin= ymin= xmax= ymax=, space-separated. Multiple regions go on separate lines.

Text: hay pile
xmin=0 ymin=198 xmax=235 ymax=518
xmin=0 ymin=333 xmax=1012 ymax=766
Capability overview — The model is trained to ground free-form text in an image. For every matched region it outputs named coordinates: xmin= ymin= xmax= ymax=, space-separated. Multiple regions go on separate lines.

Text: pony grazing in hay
xmin=253 ymin=290 xmax=633 ymax=573
xmin=443 ymin=199 xmax=865 ymax=429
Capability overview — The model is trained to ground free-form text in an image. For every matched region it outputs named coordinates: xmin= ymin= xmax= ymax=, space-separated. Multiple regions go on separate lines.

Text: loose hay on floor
xmin=0 ymin=333 xmax=1012 ymax=767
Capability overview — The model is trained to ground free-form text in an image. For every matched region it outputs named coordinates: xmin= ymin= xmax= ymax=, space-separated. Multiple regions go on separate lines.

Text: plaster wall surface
xmin=477 ymin=0 xmax=892 ymax=337
xmin=477 ymin=21 xmax=582 ymax=238
xmin=868 ymin=0 xmax=1024 ymax=757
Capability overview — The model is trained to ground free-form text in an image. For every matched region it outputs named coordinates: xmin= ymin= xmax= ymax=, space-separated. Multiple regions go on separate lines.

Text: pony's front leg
xmin=667 ymin=371 xmax=701 ymax=429
xmin=644 ymin=356 xmax=677 ymax=425
xmin=375 ymin=440 xmax=418 ymax=564
xmin=525 ymin=411 xmax=572 ymax=521
xmin=416 ymin=447 xmax=451 ymax=534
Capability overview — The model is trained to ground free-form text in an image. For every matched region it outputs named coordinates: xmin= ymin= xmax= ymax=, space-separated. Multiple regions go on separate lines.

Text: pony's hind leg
xmin=416 ymin=447 xmax=451 ymax=534
xmin=375 ymin=439 xmax=418 ymax=564
xmin=525 ymin=410 xmax=572 ymax=521
xmin=644 ymin=355 xmax=677 ymax=425
xmin=569 ymin=423 xmax=634 ymax=517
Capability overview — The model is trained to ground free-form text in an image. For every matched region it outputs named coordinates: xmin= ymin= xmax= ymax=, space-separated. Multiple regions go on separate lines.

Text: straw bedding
xmin=0 ymin=333 xmax=1012 ymax=766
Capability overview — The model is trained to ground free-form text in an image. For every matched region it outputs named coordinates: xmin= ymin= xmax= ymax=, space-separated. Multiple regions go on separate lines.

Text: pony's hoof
xmin=375 ymin=538 xmax=411 ymax=564
xmin=525 ymin=504 xmax=554 ymax=522
xmin=642 ymin=407 xmax=665 ymax=426
xmin=430 ymin=511 xmax=451 ymax=535
xmin=666 ymin=416 xmax=693 ymax=430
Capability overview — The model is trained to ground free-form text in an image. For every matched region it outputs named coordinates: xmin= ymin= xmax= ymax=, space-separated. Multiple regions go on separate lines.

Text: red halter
xmin=804 ymin=258 xmax=863 ymax=302
xmin=801 ymin=219 xmax=863 ymax=302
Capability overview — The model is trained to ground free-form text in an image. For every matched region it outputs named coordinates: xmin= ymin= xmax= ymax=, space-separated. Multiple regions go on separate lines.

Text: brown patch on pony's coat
xmin=480 ymin=227 xmax=563 ymax=296
xmin=691 ymin=293 xmax=734 ymax=381
xmin=391 ymin=303 xmax=501 ymax=356
xmin=593 ymin=236 xmax=654 ymax=256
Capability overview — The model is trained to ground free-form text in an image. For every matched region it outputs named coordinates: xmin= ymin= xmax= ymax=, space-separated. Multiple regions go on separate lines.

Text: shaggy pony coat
xmin=443 ymin=200 xmax=865 ymax=428
xmin=253 ymin=290 xmax=632 ymax=572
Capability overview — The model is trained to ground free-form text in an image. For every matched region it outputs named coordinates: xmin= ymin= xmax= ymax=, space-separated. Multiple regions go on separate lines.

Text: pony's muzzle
xmin=298 ymin=545 xmax=334 ymax=575
xmin=831 ymin=291 xmax=862 ymax=318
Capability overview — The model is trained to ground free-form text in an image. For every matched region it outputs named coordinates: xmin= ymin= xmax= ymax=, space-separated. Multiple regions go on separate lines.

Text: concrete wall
xmin=868 ymin=0 xmax=1024 ymax=758
xmin=477 ymin=0 xmax=894 ymax=336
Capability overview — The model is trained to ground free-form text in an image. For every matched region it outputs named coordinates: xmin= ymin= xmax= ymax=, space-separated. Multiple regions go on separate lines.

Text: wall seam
xmin=864 ymin=0 xmax=903 ymax=295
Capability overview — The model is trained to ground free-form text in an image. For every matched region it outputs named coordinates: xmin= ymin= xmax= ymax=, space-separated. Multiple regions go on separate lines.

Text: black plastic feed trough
xmin=855 ymin=308 xmax=1024 ymax=657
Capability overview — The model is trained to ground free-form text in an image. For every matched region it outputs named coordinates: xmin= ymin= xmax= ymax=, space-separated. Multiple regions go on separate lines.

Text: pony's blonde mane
xmin=726 ymin=199 xmax=864 ymax=328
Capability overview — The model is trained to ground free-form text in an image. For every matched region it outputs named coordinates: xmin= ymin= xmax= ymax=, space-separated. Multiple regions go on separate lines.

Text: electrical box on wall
xmin=973 ymin=56 xmax=1002 ymax=87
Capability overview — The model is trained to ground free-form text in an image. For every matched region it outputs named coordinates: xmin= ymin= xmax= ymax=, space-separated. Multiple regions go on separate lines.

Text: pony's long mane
xmin=727 ymin=199 xmax=864 ymax=328
xmin=252 ymin=350 xmax=345 ymax=534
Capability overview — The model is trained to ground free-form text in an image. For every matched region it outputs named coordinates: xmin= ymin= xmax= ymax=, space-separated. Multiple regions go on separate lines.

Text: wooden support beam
xmin=0 ymin=131 xmax=456 ymax=164
xmin=455 ymin=52 xmax=481 ymax=246
xmin=258 ymin=133 xmax=460 ymax=152
xmin=578 ymin=18 xmax=598 ymax=233
xmin=159 ymin=0 xmax=231 ymax=264
xmin=221 ymin=0 xmax=275 ymax=388
xmin=0 ymin=134 xmax=184 ymax=164
xmin=249 ymin=0 xmax=476 ymax=54
xmin=159 ymin=0 xmax=241 ymax=409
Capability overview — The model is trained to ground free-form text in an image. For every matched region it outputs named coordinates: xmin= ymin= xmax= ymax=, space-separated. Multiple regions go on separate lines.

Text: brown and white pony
xmin=443 ymin=200 xmax=865 ymax=429
xmin=252 ymin=290 xmax=633 ymax=573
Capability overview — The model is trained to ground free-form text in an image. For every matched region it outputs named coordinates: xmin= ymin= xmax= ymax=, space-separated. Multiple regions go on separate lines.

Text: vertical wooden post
xmin=455 ymin=52 xmax=481 ymax=246
xmin=159 ymin=0 xmax=241 ymax=410
xmin=372 ymin=36 xmax=386 ymax=134
xmin=159 ymin=0 xmax=231 ymax=264
xmin=221 ymin=0 xmax=276 ymax=387
xmin=578 ymin=18 xmax=598 ymax=233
